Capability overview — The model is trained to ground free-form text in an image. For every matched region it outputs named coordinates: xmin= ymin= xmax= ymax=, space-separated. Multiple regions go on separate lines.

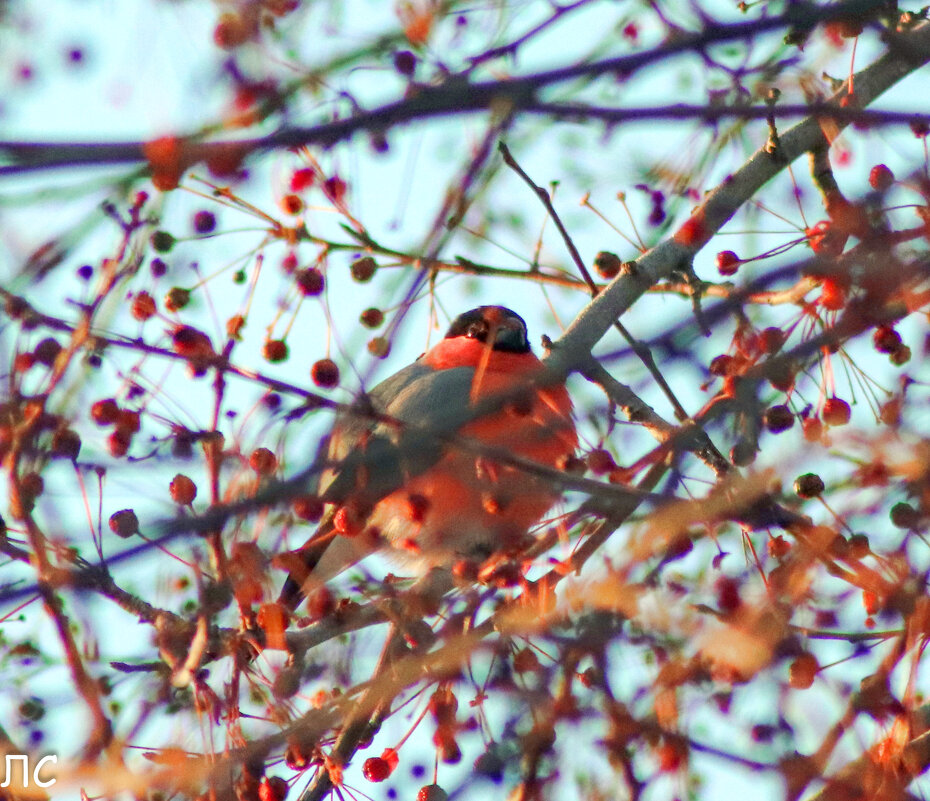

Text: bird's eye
xmin=466 ymin=321 xmax=488 ymax=340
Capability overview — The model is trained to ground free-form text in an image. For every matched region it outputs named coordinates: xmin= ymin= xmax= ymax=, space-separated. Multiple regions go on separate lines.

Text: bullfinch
xmin=277 ymin=305 xmax=577 ymax=610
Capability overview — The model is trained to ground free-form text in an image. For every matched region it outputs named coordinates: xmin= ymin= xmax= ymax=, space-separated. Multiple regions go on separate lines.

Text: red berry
xmin=91 ymin=398 xmax=120 ymax=426
xmin=367 ymin=337 xmax=390 ymax=358
xmin=709 ymin=354 xmax=736 ymax=376
xmin=763 ymin=404 xmax=794 ymax=433
xmin=213 ymin=12 xmax=251 ymax=49
xmin=873 ymin=325 xmax=901 ymax=354
xmin=656 ymin=741 xmax=685 ymax=772
xmin=715 ymin=250 xmax=741 ymax=276
xmin=794 ymin=473 xmax=825 ymax=498
xmin=249 ymin=447 xmax=277 ymax=475
xmin=757 ymin=327 xmax=786 ymax=354
xmin=52 ymin=428 xmax=81 ymax=460
xmin=822 ymin=397 xmax=851 ymax=426
xmin=362 ymin=756 xmax=393 ymax=783
xmin=263 ymin=339 xmax=289 ymax=363
xmin=869 ymin=164 xmax=895 ymax=191
xmin=281 ymin=252 xmax=298 ymax=274
xmin=333 ymin=505 xmax=361 ymax=536
xmin=33 ymin=338 xmax=62 ymax=367
xmin=295 ymin=268 xmax=324 ymax=296
xmin=170 ymin=474 xmax=197 ymax=505
xmin=311 ymin=358 xmax=339 ymax=388
xmin=417 ymin=785 xmax=448 ymax=801
xmin=350 ymin=256 xmax=376 ymax=282
xmin=819 ymin=279 xmax=846 ymax=310
xmin=768 ymin=535 xmax=790 ymax=559
xmin=132 ymin=291 xmax=157 ymax=321
xmin=594 ymin=251 xmax=622 ymax=279
xmin=280 ymin=194 xmax=303 ymax=215
xmin=586 ymin=448 xmax=617 ymax=475
xmin=676 ymin=215 xmax=705 ymax=246
xmin=715 ymin=576 xmax=741 ymax=613
xmin=323 ymin=175 xmax=347 ymax=203
xmin=293 ymin=495 xmax=324 ymax=522
xmin=789 ymin=653 xmax=818 ymax=689
xmin=802 ymin=417 xmax=823 ymax=442
xmin=108 ymin=428 xmax=131 ymax=457
xmin=258 ymin=776 xmax=289 ymax=801
xmin=806 ymin=221 xmax=847 ymax=257
xmin=13 ymin=352 xmax=35 ymax=372
xmin=109 ymin=509 xmax=139 ymax=538
xmin=890 ymin=344 xmax=912 ymax=365
xmin=164 ymin=287 xmax=190 ymax=311
xmin=193 ymin=210 xmax=216 ymax=234
xmin=172 ymin=326 xmax=214 ymax=360
xmin=360 ymin=307 xmax=384 ymax=328
xmin=290 ymin=168 xmax=315 ymax=192
xmin=512 ymin=647 xmax=540 ymax=673
xmin=117 ymin=409 xmax=141 ymax=434
xmin=393 ymin=50 xmax=417 ymax=76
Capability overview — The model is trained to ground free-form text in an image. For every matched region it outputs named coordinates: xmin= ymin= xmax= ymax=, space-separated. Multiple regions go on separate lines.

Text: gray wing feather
xmin=320 ymin=361 xmax=478 ymax=506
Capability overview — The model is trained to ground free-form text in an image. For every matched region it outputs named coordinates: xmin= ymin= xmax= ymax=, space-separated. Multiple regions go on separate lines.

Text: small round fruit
xmin=715 ymin=250 xmax=741 ymax=276
xmin=295 ymin=268 xmax=324 ymax=296
xmin=109 ymin=509 xmax=139 ymax=538
xmin=362 ymin=757 xmax=392 ymax=783
xmin=131 ymin=291 xmax=158 ymax=321
xmin=822 ymin=397 xmax=851 ymax=426
xmin=890 ymin=502 xmax=920 ymax=529
xmin=872 ymin=325 xmax=901 ymax=354
xmin=263 ymin=340 xmax=289 ymax=363
xmin=91 ymin=398 xmax=120 ymax=426
xmin=789 ymin=653 xmax=818 ymax=689
xmin=193 ymin=210 xmax=216 ymax=234
xmin=311 ymin=359 xmax=339 ymax=388
xmin=869 ymin=164 xmax=894 ymax=191
xmin=150 ymin=230 xmax=176 ymax=253
xmin=350 ymin=256 xmax=377 ymax=282
xmin=763 ymin=404 xmax=794 ymax=433
xmin=594 ymin=251 xmax=622 ymax=279
xmin=249 ymin=447 xmax=277 ymax=475
xmin=794 ymin=473 xmax=825 ymax=498
xmin=360 ymin=307 xmax=384 ymax=328
xmin=170 ymin=474 xmax=197 ymax=505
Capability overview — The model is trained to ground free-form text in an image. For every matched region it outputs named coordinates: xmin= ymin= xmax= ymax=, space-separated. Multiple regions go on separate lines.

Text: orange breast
xmin=371 ymin=338 xmax=577 ymax=564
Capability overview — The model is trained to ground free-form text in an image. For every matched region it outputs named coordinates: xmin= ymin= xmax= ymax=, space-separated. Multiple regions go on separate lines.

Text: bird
xmin=276 ymin=305 xmax=578 ymax=611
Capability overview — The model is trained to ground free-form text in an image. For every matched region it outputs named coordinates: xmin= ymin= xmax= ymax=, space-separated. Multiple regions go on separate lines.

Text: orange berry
xmin=789 ymin=653 xmax=819 ymax=689
xmin=822 ymin=397 xmax=851 ymax=426
xmin=263 ymin=340 xmax=288 ymax=363
xmin=131 ymin=291 xmax=157 ymax=321
xmin=249 ymin=447 xmax=277 ymax=475
xmin=91 ymin=398 xmax=120 ymax=426
xmin=280 ymin=194 xmax=303 ymax=215
xmin=170 ymin=474 xmax=197 ymax=505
